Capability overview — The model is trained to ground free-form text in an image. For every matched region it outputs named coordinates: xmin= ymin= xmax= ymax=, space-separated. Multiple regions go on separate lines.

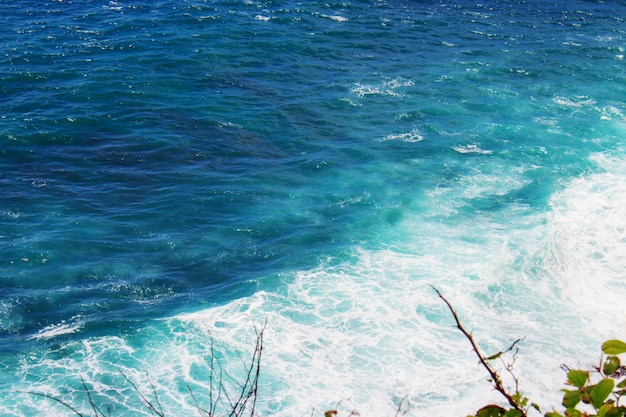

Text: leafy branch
xmin=545 ymin=339 xmax=626 ymax=417
xmin=432 ymin=285 xmax=626 ymax=417
xmin=431 ymin=285 xmax=533 ymax=417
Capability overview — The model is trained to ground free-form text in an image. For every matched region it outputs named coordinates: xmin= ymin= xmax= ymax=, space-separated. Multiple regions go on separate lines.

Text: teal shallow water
xmin=2 ymin=1 xmax=626 ymax=415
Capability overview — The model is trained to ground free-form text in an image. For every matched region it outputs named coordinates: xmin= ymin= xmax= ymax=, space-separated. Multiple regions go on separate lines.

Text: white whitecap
xmin=350 ymin=77 xmax=414 ymax=98
xmin=553 ymin=95 xmax=596 ymax=108
xmin=321 ymin=14 xmax=348 ymax=22
xmin=452 ymin=144 xmax=493 ymax=154
xmin=29 ymin=319 xmax=83 ymax=340
xmin=380 ymin=129 xmax=424 ymax=143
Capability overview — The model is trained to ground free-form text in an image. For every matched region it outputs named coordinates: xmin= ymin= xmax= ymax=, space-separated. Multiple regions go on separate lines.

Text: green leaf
xmin=544 ymin=412 xmax=563 ymax=417
xmin=590 ymin=378 xmax=615 ymax=409
xmin=486 ymin=352 xmax=503 ymax=361
xmin=562 ymin=390 xmax=581 ymax=408
xmin=597 ymin=403 xmax=626 ymax=417
xmin=565 ymin=408 xmax=583 ymax=417
xmin=602 ymin=340 xmax=626 ymax=355
xmin=597 ymin=403 xmax=623 ymax=417
xmin=503 ymin=410 xmax=522 ymax=417
xmin=604 ymin=356 xmax=621 ymax=376
xmin=512 ymin=391 xmax=528 ymax=407
xmin=567 ymin=370 xmax=589 ymax=388
xmin=617 ymin=379 xmax=626 ymax=389
xmin=608 ymin=406 xmax=626 ymax=417
xmin=476 ymin=405 xmax=506 ymax=417
xmin=598 ymin=404 xmax=610 ymax=417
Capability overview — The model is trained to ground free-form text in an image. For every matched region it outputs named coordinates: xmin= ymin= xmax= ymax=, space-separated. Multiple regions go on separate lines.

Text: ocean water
xmin=1 ymin=0 xmax=626 ymax=415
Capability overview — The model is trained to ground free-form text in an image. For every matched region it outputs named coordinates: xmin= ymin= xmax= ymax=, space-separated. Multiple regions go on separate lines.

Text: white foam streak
xmin=553 ymin=95 xmax=597 ymax=108
xmin=380 ymin=128 xmax=424 ymax=143
xmin=452 ymin=144 xmax=493 ymax=154
xmin=28 ymin=322 xmax=83 ymax=340
xmin=351 ymin=77 xmax=415 ymax=98
xmin=316 ymin=13 xmax=348 ymax=22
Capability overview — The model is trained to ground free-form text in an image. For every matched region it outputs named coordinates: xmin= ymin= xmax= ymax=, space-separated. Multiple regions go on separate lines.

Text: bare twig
xmin=187 ymin=385 xmax=210 ymax=417
xmin=18 ymin=390 xmax=87 ymax=417
xmin=81 ymin=377 xmax=108 ymax=417
xmin=431 ymin=285 xmax=528 ymax=417
xmin=394 ymin=397 xmax=410 ymax=417
xmin=20 ymin=321 xmax=266 ymax=417
xmin=205 ymin=333 xmax=223 ymax=417
xmin=120 ymin=372 xmax=165 ymax=417
xmin=229 ymin=319 xmax=265 ymax=417
xmin=19 ymin=377 xmax=110 ymax=417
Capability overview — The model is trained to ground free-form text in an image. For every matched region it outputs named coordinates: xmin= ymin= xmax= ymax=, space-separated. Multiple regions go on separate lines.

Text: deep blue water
xmin=2 ymin=1 xmax=626 ymax=416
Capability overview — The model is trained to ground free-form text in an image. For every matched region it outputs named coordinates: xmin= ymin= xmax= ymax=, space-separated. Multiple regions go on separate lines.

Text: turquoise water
xmin=2 ymin=1 xmax=626 ymax=416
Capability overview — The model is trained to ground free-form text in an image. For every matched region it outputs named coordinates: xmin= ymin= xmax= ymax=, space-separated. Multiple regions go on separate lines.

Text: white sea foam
xmin=351 ymin=77 xmax=415 ymax=98
xmin=29 ymin=317 xmax=84 ymax=340
xmin=380 ymin=128 xmax=424 ymax=143
xmin=452 ymin=144 xmax=493 ymax=154
xmin=553 ymin=95 xmax=597 ymax=108
xmin=320 ymin=14 xmax=348 ymax=22
xmin=1 ymin=210 xmax=21 ymax=219
xmin=544 ymin=153 xmax=626 ymax=313
xmin=7 ymin=153 xmax=626 ymax=416
xmin=598 ymin=105 xmax=625 ymax=121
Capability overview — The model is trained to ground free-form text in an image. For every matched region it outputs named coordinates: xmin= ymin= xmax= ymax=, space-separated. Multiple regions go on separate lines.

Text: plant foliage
xmin=543 ymin=339 xmax=626 ymax=417
xmin=431 ymin=286 xmax=626 ymax=417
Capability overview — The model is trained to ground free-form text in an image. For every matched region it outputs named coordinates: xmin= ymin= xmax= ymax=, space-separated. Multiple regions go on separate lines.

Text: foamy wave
xmin=553 ymin=95 xmax=597 ymax=108
xmin=1 ymin=209 xmax=21 ymax=219
xmin=452 ymin=144 xmax=493 ymax=154
xmin=29 ymin=318 xmax=84 ymax=340
xmin=599 ymin=105 xmax=625 ymax=121
xmin=351 ymin=77 xmax=414 ymax=98
xmin=320 ymin=14 xmax=348 ymax=22
xmin=380 ymin=128 xmax=424 ymax=143
xmin=103 ymin=1 xmax=123 ymax=11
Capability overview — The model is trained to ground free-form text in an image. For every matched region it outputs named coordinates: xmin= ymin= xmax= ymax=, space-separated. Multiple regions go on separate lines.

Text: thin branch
xmin=18 ymin=391 xmax=87 ymax=417
xmin=431 ymin=285 xmax=528 ymax=417
xmin=394 ymin=397 xmax=410 ymax=417
xmin=21 ymin=321 xmax=266 ymax=417
xmin=81 ymin=377 xmax=107 ymax=417
xmin=229 ymin=319 xmax=265 ymax=417
xmin=147 ymin=376 xmax=165 ymax=417
xmin=19 ymin=377 xmax=109 ymax=417
xmin=205 ymin=333 xmax=223 ymax=417
xmin=120 ymin=371 xmax=165 ymax=417
xmin=187 ymin=385 xmax=210 ymax=417
xmin=500 ymin=342 xmax=524 ymax=395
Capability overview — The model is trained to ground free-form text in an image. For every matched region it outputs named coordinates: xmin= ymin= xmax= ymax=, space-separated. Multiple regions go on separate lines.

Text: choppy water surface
xmin=1 ymin=1 xmax=626 ymax=416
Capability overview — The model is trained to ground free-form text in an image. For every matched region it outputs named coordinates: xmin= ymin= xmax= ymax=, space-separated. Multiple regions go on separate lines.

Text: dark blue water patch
xmin=2 ymin=122 xmax=419 ymax=341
